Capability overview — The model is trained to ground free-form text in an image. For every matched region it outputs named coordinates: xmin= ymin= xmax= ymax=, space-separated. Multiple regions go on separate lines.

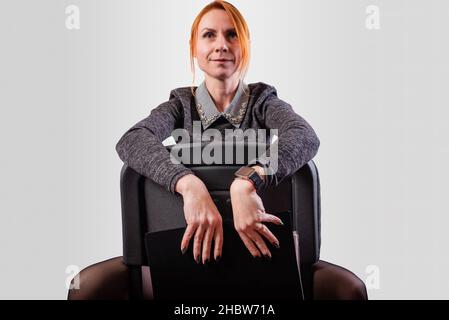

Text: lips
xmin=212 ymin=59 xmax=233 ymax=62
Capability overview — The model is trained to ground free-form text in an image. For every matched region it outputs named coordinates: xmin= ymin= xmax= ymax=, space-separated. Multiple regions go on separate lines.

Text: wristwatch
xmin=234 ymin=166 xmax=264 ymax=191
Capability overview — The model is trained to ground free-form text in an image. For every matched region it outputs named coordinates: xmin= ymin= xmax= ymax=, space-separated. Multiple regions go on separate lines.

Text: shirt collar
xmin=194 ymin=80 xmax=250 ymax=130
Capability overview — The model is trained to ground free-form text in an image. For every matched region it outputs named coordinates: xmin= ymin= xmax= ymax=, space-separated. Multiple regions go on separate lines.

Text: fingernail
xmin=215 ymin=256 xmax=221 ymax=262
xmin=274 ymin=242 xmax=280 ymax=249
xmin=181 ymin=247 xmax=187 ymax=254
xmin=264 ymin=254 xmax=272 ymax=260
xmin=279 ymin=220 xmax=284 ymax=226
xmin=195 ymin=255 xmax=200 ymax=264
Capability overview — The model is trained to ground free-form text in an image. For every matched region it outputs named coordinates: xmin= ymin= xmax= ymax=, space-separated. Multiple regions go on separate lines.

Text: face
xmin=195 ymin=9 xmax=242 ymax=81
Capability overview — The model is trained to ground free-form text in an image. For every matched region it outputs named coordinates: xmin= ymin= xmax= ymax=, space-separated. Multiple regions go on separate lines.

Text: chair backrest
xmin=119 ymin=142 xmax=321 ymax=299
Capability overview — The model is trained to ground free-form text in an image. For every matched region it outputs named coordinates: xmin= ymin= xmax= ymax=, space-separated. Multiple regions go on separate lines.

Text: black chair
xmin=68 ymin=142 xmax=367 ymax=300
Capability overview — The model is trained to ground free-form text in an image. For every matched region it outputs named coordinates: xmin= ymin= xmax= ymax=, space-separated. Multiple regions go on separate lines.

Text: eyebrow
xmin=201 ymin=28 xmax=236 ymax=33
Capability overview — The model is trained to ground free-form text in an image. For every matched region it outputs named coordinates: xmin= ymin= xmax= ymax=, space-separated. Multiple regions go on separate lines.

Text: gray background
xmin=0 ymin=0 xmax=447 ymax=299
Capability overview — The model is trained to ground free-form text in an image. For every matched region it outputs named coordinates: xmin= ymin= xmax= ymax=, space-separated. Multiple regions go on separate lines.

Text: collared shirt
xmin=194 ymin=80 xmax=250 ymax=130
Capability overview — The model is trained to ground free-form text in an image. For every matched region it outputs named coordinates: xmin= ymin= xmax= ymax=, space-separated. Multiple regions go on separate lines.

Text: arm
xmin=229 ymin=95 xmax=319 ymax=257
xmin=250 ymin=94 xmax=320 ymax=189
xmin=116 ymin=98 xmax=224 ymax=264
xmin=115 ymin=98 xmax=194 ymax=195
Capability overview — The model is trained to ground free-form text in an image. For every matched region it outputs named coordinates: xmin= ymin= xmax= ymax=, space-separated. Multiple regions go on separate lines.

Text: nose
xmin=215 ymin=34 xmax=229 ymax=52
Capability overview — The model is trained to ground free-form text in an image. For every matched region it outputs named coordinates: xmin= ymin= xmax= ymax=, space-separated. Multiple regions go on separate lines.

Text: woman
xmin=115 ymin=0 xmax=320 ymax=265
xmin=70 ymin=1 xmax=368 ymax=301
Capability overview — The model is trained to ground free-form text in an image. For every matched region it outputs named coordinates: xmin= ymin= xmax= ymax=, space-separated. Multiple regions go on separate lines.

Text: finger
xmin=255 ymin=222 xmax=280 ymax=248
xmin=181 ymin=223 xmax=198 ymax=253
xmin=201 ymin=226 xmax=214 ymax=264
xmin=259 ymin=212 xmax=284 ymax=226
xmin=213 ymin=224 xmax=223 ymax=261
xmin=238 ymin=232 xmax=262 ymax=258
xmin=193 ymin=225 xmax=206 ymax=263
xmin=247 ymin=230 xmax=272 ymax=258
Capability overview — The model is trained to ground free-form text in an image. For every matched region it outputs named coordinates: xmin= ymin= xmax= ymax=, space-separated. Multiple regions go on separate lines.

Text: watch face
xmin=236 ymin=166 xmax=255 ymax=177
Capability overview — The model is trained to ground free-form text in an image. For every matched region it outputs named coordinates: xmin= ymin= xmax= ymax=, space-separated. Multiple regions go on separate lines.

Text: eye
xmin=228 ymin=31 xmax=238 ymax=39
xmin=203 ymin=32 xmax=214 ymax=38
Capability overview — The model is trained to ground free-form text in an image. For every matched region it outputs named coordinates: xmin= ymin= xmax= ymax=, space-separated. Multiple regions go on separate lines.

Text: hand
xmin=230 ymin=178 xmax=284 ymax=258
xmin=176 ymin=174 xmax=223 ymax=264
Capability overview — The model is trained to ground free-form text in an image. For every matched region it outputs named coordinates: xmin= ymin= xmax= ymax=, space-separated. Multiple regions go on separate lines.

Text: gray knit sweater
xmin=116 ymin=82 xmax=320 ymax=195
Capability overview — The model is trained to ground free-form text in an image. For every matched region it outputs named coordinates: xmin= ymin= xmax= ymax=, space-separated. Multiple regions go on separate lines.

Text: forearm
xmin=272 ymin=121 xmax=319 ymax=185
xmin=116 ymin=100 xmax=195 ymax=194
xmin=116 ymin=127 xmax=193 ymax=194
xmin=263 ymin=99 xmax=320 ymax=188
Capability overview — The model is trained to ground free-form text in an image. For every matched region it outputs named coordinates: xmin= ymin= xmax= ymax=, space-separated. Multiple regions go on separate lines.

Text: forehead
xmin=198 ymin=9 xmax=235 ymax=30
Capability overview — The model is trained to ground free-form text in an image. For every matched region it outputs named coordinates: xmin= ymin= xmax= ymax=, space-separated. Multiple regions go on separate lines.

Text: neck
xmin=204 ymin=74 xmax=240 ymax=113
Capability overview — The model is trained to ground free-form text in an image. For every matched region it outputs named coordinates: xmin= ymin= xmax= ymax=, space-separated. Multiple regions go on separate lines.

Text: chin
xmin=207 ymin=70 xmax=238 ymax=81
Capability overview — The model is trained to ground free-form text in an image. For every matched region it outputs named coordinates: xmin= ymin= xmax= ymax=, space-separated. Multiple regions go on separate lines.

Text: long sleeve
xmin=251 ymin=94 xmax=320 ymax=189
xmin=116 ymin=99 xmax=194 ymax=195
